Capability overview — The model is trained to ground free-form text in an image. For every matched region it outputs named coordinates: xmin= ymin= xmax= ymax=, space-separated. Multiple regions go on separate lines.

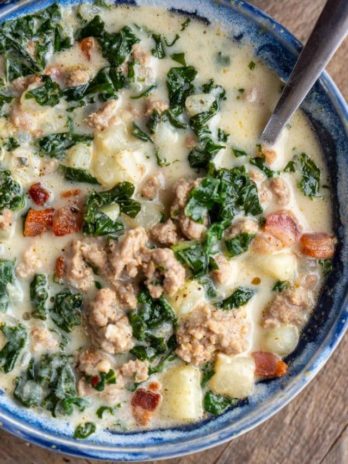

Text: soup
xmin=0 ymin=1 xmax=335 ymax=436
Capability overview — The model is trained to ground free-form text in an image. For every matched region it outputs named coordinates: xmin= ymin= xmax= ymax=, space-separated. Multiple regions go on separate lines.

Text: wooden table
xmin=1 ymin=1 xmax=347 ymax=463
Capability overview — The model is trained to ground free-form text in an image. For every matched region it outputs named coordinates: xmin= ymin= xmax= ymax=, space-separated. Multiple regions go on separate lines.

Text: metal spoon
xmin=260 ymin=0 xmax=348 ymax=146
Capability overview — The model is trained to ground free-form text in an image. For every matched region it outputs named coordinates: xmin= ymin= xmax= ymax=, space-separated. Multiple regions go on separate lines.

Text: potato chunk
xmin=170 ymin=280 xmax=207 ymax=317
xmin=209 ymin=354 xmax=255 ymax=399
xmin=253 ymin=252 xmax=298 ymax=281
xmin=161 ymin=364 xmax=203 ymax=422
xmin=262 ymin=324 xmax=299 ymax=357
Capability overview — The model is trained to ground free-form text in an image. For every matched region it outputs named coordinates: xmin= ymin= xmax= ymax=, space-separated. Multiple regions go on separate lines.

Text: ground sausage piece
xmin=140 ymin=175 xmax=160 ymax=200
xmin=132 ymin=44 xmax=150 ymax=65
xmin=261 ymin=145 xmax=277 ymax=164
xmin=77 ymin=348 xmax=113 ymax=377
xmin=88 ymin=288 xmax=134 ymax=354
xmin=145 ymin=98 xmax=169 ymax=116
xmin=31 ymin=327 xmax=58 ymax=353
xmin=65 ymin=65 xmax=90 ymax=87
xmin=142 ymin=248 xmax=185 ymax=298
xmin=0 ymin=209 xmax=13 ymax=231
xmin=176 ymin=304 xmax=249 ymax=365
xmin=269 ymin=177 xmax=290 ymax=206
xmin=150 ymin=219 xmax=179 ymax=246
xmin=108 ymin=227 xmax=148 ymax=282
xmin=86 ymin=100 xmax=120 ymax=131
xmin=211 ymin=254 xmax=232 ymax=285
xmin=113 ymin=281 xmax=138 ymax=310
xmin=225 ymin=218 xmax=259 ymax=239
xmin=64 ymin=240 xmax=94 ymax=291
xmin=16 ymin=245 xmax=43 ymax=278
xmin=12 ymin=75 xmax=41 ymax=94
xmin=262 ymin=286 xmax=314 ymax=328
xmin=80 ymin=239 xmax=108 ymax=271
xmin=120 ymin=359 xmax=149 ymax=383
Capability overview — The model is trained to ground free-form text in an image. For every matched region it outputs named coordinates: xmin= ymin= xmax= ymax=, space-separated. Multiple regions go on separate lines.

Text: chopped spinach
xmin=319 ymin=259 xmax=333 ymax=276
xmin=221 ymin=286 xmax=255 ymax=309
xmin=96 ymin=405 xmax=114 ymax=418
xmin=0 ymin=323 xmax=26 ymax=373
xmin=297 ymin=152 xmax=321 ymax=198
xmin=250 ymin=156 xmax=277 ymax=178
xmin=50 ymin=289 xmax=83 ymax=333
xmin=173 ymin=241 xmax=209 ymax=277
xmin=37 ymin=132 xmax=93 ymax=160
xmin=0 ymin=259 xmax=15 ymax=312
xmin=87 ymin=369 xmax=116 ymax=392
xmin=4 ymin=137 xmax=20 ymax=151
xmin=272 ymin=280 xmax=290 ymax=292
xmin=171 ymin=52 xmax=186 ymax=66
xmin=232 ymin=147 xmax=248 ymax=158
xmin=180 ymin=18 xmax=191 ymax=31
xmin=30 ymin=274 xmax=49 ymax=320
xmin=199 ymin=275 xmax=218 ymax=299
xmin=61 ymin=166 xmax=99 ymax=184
xmin=132 ymin=123 xmax=153 ymax=142
xmin=74 ymin=422 xmax=96 ymax=439
xmin=83 ymin=182 xmax=140 ymax=236
xmin=225 ymin=232 xmax=256 ymax=257
xmin=166 ymin=66 xmax=197 ymax=108
xmin=25 ymin=75 xmax=62 ymax=106
xmin=201 ymin=362 xmax=215 ymax=386
xmin=151 ymin=34 xmax=166 ymax=59
xmin=248 ymin=60 xmax=256 ymax=70
xmin=283 ymin=159 xmax=296 ymax=173
xmin=164 ymin=34 xmax=180 ymax=47
xmin=131 ymin=84 xmax=157 ymax=99
xmin=0 ymin=170 xmax=25 ymax=212
xmin=203 ymin=391 xmax=237 ymax=415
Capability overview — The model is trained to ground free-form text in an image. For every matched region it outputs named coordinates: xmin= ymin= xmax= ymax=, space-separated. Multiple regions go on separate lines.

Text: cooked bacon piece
xmin=300 ymin=232 xmax=335 ymax=259
xmin=252 ymin=351 xmax=288 ymax=378
xmin=79 ymin=37 xmax=95 ymax=60
xmin=55 ymin=256 xmax=65 ymax=280
xmin=131 ymin=388 xmax=161 ymax=426
xmin=264 ymin=210 xmax=301 ymax=247
xmin=28 ymin=183 xmax=50 ymax=206
xmin=24 ymin=208 xmax=54 ymax=237
xmin=52 ymin=204 xmax=83 ymax=236
xmin=61 ymin=189 xmax=81 ymax=198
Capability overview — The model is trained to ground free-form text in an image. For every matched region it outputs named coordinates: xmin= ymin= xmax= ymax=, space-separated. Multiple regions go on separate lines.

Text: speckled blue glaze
xmin=0 ymin=0 xmax=347 ymax=461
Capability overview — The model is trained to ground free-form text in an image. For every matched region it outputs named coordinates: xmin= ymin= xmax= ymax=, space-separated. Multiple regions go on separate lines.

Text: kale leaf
xmin=151 ymin=34 xmax=166 ymax=59
xmin=74 ymin=422 xmax=96 ymax=439
xmin=37 ymin=132 xmax=93 ymax=159
xmin=225 ymin=232 xmax=256 ymax=257
xmin=0 ymin=323 xmax=26 ymax=373
xmin=201 ymin=362 xmax=215 ymax=386
xmin=250 ymin=156 xmax=277 ymax=178
xmin=203 ymin=391 xmax=237 ymax=415
xmin=61 ymin=166 xmax=99 ymax=184
xmin=25 ymin=76 xmax=62 ymax=106
xmin=0 ymin=170 xmax=25 ymax=212
xmin=166 ymin=66 xmax=197 ymax=108
xmin=0 ymin=259 xmax=15 ymax=312
xmin=30 ymin=274 xmax=49 ymax=320
xmin=50 ymin=290 xmax=83 ymax=333
xmin=272 ymin=280 xmax=290 ymax=292
xmin=284 ymin=153 xmax=321 ymax=198
xmin=221 ymin=287 xmax=255 ymax=309
xmin=173 ymin=241 xmax=210 ymax=277
xmin=83 ymin=182 xmax=140 ymax=236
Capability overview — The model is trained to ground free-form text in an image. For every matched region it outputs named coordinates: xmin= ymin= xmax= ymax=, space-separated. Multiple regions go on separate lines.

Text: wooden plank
xmin=0 ymin=1 xmax=347 ymax=463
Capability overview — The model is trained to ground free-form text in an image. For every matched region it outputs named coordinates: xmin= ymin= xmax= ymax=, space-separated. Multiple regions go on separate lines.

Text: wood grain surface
xmin=0 ymin=1 xmax=347 ymax=463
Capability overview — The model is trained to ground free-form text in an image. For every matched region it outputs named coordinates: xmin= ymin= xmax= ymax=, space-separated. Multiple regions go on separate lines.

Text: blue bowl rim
xmin=0 ymin=0 xmax=347 ymax=461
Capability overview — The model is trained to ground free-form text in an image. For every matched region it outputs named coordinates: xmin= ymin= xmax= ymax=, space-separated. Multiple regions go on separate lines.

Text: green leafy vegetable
xmin=25 ymin=76 xmax=62 ymax=106
xmin=201 ymin=362 xmax=215 ymax=386
xmin=248 ymin=60 xmax=256 ymax=70
xmin=151 ymin=34 xmax=166 ymax=58
xmin=30 ymin=274 xmax=49 ymax=320
xmin=297 ymin=152 xmax=321 ymax=198
xmin=0 ymin=323 xmax=26 ymax=373
xmin=272 ymin=280 xmax=290 ymax=292
xmin=50 ymin=290 xmax=83 ymax=333
xmin=166 ymin=66 xmax=197 ymax=108
xmin=283 ymin=159 xmax=296 ymax=173
xmin=181 ymin=18 xmax=191 ymax=31
xmin=4 ymin=137 xmax=20 ymax=151
xmin=61 ymin=166 xmax=99 ymax=184
xmin=83 ymin=182 xmax=140 ymax=236
xmin=0 ymin=259 xmax=15 ymax=312
xmin=250 ymin=156 xmax=277 ymax=178
xmin=173 ymin=241 xmax=209 ymax=277
xmin=130 ymin=84 xmax=157 ymax=99
xmin=87 ymin=369 xmax=116 ymax=392
xmin=203 ymin=391 xmax=237 ymax=415
xmin=232 ymin=147 xmax=248 ymax=158
xmin=319 ymin=259 xmax=333 ymax=276
xmin=221 ymin=287 xmax=255 ymax=309
xmin=74 ymin=422 xmax=96 ymax=439
xmin=171 ymin=52 xmax=186 ymax=66
xmin=96 ymin=405 xmax=114 ymax=418
xmin=132 ymin=123 xmax=153 ymax=142
xmin=0 ymin=170 xmax=25 ymax=212
xmin=225 ymin=233 xmax=256 ymax=257
xmin=38 ymin=132 xmax=93 ymax=159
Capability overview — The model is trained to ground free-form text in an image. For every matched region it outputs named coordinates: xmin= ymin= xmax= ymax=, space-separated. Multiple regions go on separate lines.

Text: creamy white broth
xmin=0 ymin=3 xmax=335 ymax=434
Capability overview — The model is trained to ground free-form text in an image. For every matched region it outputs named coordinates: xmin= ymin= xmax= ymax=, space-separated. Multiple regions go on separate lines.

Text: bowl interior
xmin=0 ymin=0 xmax=347 ymax=461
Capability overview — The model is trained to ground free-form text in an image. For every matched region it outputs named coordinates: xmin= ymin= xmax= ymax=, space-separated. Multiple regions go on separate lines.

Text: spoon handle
xmin=261 ymin=0 xmax=348 ymax=145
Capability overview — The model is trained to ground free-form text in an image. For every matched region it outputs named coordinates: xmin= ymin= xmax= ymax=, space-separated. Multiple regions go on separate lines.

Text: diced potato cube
xmin=185 ymin=94 xmax=216 ymax=117
xmin=161 ymin=364 xmax=203 ymax=422
xmin=209 ymin=354 xmax=255 ymax=399
xmin=123 ymin=202 xmax=162 ymax=229
xmin=65 ymin=143 xmax=92 ymax=170
xmin=262 ymin=324 xmax=299 ymax=357
xmin=253 ymin=252 xmax=298 ymax=281
xmin=170 ymin=280 xmax=207 ymax=317
xmin=100 ymin=204 xmax=120 ymax=222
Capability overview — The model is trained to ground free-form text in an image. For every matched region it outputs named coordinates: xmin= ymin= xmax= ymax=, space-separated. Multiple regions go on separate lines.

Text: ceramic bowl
xmin=0 ymin=0 xmax=347 ymax=461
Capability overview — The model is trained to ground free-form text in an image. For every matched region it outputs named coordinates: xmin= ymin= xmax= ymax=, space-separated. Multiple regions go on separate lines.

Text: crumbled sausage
xmin=16 ymin=245 xmax=43 ymax=279
xmin=150 ymin=219 xmax=179 ymax=246
xmin=142 ymin=247 xmax=185 ymax=298
xmin=86 ymin=100 xmax=120 ymax=131
xmin=12 ymin=75 xmax=41 ymax=94
xmin=269 ymin=177 xmax=290 ymax=206
xmin=132 ymin=44 xmax=150 ymax=65
xmin=113 ymin=281 xmax=138 ymax=310
xmin=80 ymin=239 xmax=108 ymax=271
xmin=0 ymin=209 xmax=13 ymax=231
xmin=77 ymin=348 xmax=113 ymax=376
xmin=176 ymin=304 xmax=249 ymax=365
xmin=64 ymin=240 xmax=94 ymax=291
xmin=120 ymin=359 xmax=149 ymax=383
xmin=261 ymin=145 xmax=277 ymax=164
xmin=141 ymin=175 xmax=160 ymax=200
xmin=65 ymin=65 xmax=90 ymax=87
xmin=145 ymin=98 xmax=169 ymax=116
xmin=225 ymin=217 xmax=259 ymax=239
xmin=10 ymin=103 xmax=43 ymax=137
xmin=31 ymin=327 xmax=58 ymax=353
xmin=179 ymin=215 xmax=207 ymax=241
xmin=263 ymin=285 xmax=314 ymax=328
xmin=88 ymin=288 xmax=134 ymax=354
xmin=211 ymin=254 xmax=232 ymax=285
